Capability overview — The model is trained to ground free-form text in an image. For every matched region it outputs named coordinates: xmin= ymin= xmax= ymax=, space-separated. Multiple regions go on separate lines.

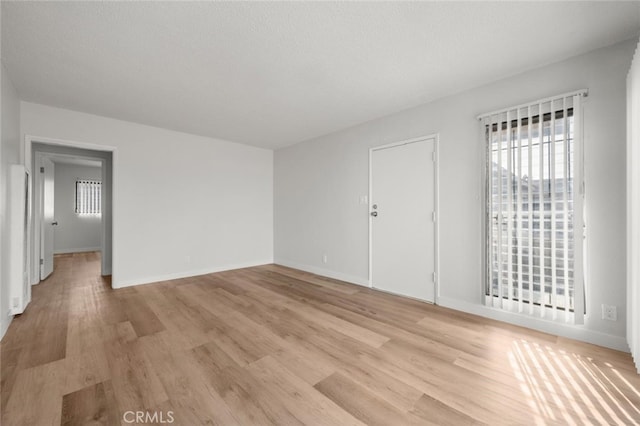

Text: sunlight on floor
xmin=508 ymin=340 xmax=640 ymax=425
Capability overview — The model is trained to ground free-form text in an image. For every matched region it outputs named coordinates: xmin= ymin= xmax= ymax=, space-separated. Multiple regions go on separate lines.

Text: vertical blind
xmin=75 ymin=179 xmax=102 ymax=215
xmin=479 ymin=91 xmax=586 ymax=323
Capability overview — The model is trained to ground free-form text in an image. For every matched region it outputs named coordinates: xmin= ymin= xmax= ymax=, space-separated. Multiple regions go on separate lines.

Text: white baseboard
xmin=54 ymin=247 xmax=101 ymax=254
xmin=274 ymin=259 xmax=370 ymax=287
xmin=632 ymin=352 xmax=640 ymax=374
xmin=111 ymin=259 xmax=274 ymax=289
xmin=438 ymin=296 xmax=630 ymax=352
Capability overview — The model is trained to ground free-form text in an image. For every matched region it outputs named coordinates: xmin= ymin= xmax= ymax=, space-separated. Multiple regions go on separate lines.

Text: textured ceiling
xmin=2 ymin=2 xmax=639 ymax=150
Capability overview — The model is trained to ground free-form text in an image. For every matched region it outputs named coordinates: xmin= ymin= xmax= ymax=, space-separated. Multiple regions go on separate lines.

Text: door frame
xmin=368 ymin=133 xmax=440 ymax=303
xmin=26 ymin=135 xmax=116 ymax=285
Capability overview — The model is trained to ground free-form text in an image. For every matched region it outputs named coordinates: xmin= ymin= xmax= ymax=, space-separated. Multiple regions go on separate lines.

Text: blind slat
xmin=527 ymin=105 xmax=534 ymax=316
xmin=563 ymin=97 xmax=571 ymax=321
xmin=538 ymin=102 xmax=545 ymax=318
xmin=550 ymin=100 xmax=558 ymax=318
xmin=516 ymin=107 xmax=524 ymax=312
xmin=76 ymin=179 xmax=102 ymax=215
xmin=506 ymin=109 xmax=514 ymax=308
xmin=497 ymin=114 xmax=504 ymax=304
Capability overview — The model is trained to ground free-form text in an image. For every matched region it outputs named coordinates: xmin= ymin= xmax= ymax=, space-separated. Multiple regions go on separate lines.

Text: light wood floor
xmin=1 ymin=252 xmax=639 ymax=425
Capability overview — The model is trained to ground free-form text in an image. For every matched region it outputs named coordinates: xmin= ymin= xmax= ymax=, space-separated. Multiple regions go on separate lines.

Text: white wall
xmin=53 ymin=162 xmax=102 ymax=254
xmin=1 ymin=61 xmax=21 ymax=339
xmin=275 ymin=38 xmax=637 ymax=351
xmin=21 ymin=102 xmax=273 ymax=288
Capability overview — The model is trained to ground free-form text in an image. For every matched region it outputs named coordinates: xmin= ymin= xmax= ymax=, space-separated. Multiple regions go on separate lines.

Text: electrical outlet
xmin=602 ymin=304 xmax=617 ymax=321
xmin=322 ymin=254 xmax=328 ymax=264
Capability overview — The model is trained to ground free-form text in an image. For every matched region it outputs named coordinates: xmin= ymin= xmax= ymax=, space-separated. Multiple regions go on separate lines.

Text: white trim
xmin=438 ymin=296 xmax=628 ymax=352
xmin=54 ymin=247 xmax=101 ymax=255
xmin=368 ymin=133 xmax=440 ymax=303
xmin=275 ymin=259 xmax=370 ymax=288
xmin=7 ymin=165 xmax=31 ymax=313
xmin=368 ymin=144 xmax=374 ymax=289
xmin=26 ymin=134 xmax=116 ymax=284
xmin=25 ymin=134 xmax=117 ymax=162
xmin=476 ymin=89 xmax=588 ymax=120
xmin=113 ymin=260 xmax=275 ymax=289
xmin=434 ymin=136 xmax=440 ymax=303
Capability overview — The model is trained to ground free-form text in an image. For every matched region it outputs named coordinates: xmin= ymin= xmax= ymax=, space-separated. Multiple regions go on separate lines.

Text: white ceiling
xmin=2 ymin=2 xmax=639 ymax=150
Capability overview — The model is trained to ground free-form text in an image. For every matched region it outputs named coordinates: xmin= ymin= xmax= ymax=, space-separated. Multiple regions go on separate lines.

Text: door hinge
xmin=432 ymin=272 xmax=437 ymax=283
xmin=40 ymin=167 xmax=44 ymax=173
xmin=432 ymin=152 xmax=436 ymax=162
xmin=432 ymin=211 xmax=436 ymax=222
xmin=40 ymin=259 xmax=44 ymax=265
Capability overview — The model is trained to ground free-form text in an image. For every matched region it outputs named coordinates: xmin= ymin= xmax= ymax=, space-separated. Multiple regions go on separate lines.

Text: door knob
xmin=52 ymin=221 xmax=58 ymax=226
xmin=370 ymin=212 xmax=378 ymax=217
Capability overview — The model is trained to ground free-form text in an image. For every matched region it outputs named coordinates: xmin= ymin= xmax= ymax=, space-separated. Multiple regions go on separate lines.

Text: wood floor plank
xmin=142 ymin=332 xmax=241 ymax=425
xmin=336 ymin=361 xmax=424 ymax=412
xmin=0 ymin=345 xmax=21 ymax=411
xmin=409 ymin=393 xmax=480 ymax=426
xmin=247 ymin=356 xmax=366 ymax=426
xmin=2 ymin=358 xmax=66 ymax=426
xmin=61 ymin=380 xmax=118 ymax=426
xmin=139 ymin=285 xmax=215 ymax=350
xmin=1 ymin=252 xmax=639 ymax=425
xmin=102 ymin=322 xmax=169 ymax=414
xmin=237 ymin=275 xmax=391 ymax=349
xmin=20 ymin=296 xmax=69 ymax=369
xmin=62 ymin=346 xmax=111 ymax=396
xmin=204 ymin=362 xmax=305 ymax=425
xmin=205 ymin=291 xmax=337 ymax=385
xmin=314 ymin=372 xmax=429 ymax=426
xmin=286 ymin=302 xmax=390 ymax=348
xmin=117 ymin=292 xmax=165 ymax=338
xmin=258 ymin=264 xmax=361 ymax=295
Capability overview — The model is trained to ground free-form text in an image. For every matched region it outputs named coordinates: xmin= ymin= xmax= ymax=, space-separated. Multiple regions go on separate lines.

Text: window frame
xmin=479 ymin=91 xmax=587 ymax=323
xmin=75 ymin=179 xmax=102 ymax=216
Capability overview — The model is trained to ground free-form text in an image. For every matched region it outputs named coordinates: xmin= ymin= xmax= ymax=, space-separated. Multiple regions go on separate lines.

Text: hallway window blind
xmin=479 ymin=91 xmax=586 ymax=323
xmin=75 ymin=179 xmax=102 ymax=215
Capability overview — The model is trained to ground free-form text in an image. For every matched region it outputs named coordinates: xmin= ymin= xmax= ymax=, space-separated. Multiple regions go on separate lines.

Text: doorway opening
xmin=28 ymin=138 xmax=114 ymax=297
xmin=37 ymin=152 xmax=104 ymax=280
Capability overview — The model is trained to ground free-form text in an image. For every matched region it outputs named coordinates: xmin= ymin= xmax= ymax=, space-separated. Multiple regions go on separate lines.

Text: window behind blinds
xmin=75 ymin=179 xmax=102 ymax=215
xmin=480 ymin=91 xmax=586 ymax=323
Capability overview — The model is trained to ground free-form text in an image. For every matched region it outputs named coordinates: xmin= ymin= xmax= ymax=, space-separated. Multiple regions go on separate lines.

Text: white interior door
xmin=40 ymin=157 xmax=55 ymax=280
xmin=370 ymin=137 xmax=436 ymax=302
